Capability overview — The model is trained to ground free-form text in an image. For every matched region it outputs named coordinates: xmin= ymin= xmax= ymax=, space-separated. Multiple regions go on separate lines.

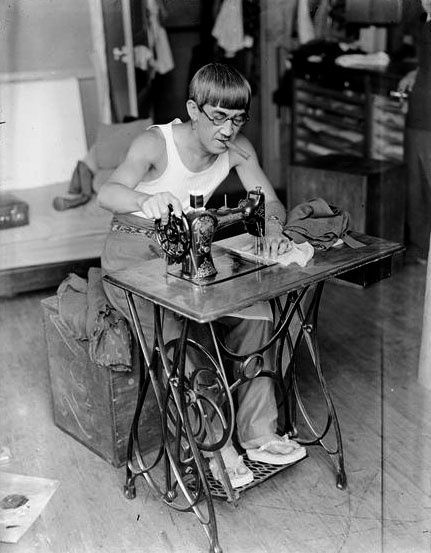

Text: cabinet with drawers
xmin=291 ymin=73 xmax=406 ymax=164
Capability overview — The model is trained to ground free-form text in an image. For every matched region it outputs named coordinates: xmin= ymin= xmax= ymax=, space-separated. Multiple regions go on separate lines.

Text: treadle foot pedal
xmin=206 ymin=454 xmax=308 ymax=500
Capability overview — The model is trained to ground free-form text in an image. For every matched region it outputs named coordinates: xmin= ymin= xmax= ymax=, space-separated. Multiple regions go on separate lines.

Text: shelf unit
xmin=371 ymin=94 xmax=405 ymax=163
xmin=291 ymin=78 xmax=371 ymax=163
xmin=291 ymin=76 xmax=406 ymax=164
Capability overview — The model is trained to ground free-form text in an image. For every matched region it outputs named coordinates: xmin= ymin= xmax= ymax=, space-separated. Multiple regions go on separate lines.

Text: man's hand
xmin=398 ymin=69 xmax=417 ymax=94
xmin=264 ymin=218 xmax=291 ymax=259
xmin=137 ymin=192 xmax=182 ymax=224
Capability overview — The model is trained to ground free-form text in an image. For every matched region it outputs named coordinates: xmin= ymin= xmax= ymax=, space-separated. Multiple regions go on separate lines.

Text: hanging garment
xmin=313 ymin=0 xmax=331 ymax=39
xmin=134 ymin=45 xmax=153 ymax=71
xmin=146 ymin=0 xmax=174 ymax=74
xmin=212 ymin=0 xmax=252 ymax=58
xmin=271 ymin=0 xmax=297 ymax=51
xmin=297 ymin=0 xmax=315 ymax=45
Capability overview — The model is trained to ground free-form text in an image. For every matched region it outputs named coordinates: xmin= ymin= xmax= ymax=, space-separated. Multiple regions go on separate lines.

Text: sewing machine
xmin=154 ymin=187 xmax=266 ymax=282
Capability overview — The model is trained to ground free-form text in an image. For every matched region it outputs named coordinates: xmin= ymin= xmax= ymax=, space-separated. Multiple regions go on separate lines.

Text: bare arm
xmin=230 ymin=135 xmax=289 ymax=257
xmin=398 ymin=69 xmax=418 ymax=94
xmin=231 ymin=135 xmax=286 ymax=219
xmin=97 ymin=130 xmax=182 ymax=221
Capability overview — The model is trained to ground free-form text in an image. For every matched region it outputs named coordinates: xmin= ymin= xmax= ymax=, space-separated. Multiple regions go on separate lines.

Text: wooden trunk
xmin=41 ymin=296 xmax=160 ymax=467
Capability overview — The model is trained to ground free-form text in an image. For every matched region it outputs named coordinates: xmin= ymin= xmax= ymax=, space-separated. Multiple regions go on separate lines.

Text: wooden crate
xmin=41 ymin=296 xmax=160 ymax=467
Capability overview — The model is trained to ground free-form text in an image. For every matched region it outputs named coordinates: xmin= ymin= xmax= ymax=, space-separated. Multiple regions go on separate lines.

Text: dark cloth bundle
xmin=52 ymin=160 xmax=94 ymax=211
xmin=86 ymin=268 xmax=132 ymax=372
xmin=56 ymin=268 xmax=132 ymax=371
xmin=57 ymin=273 xmax=88 ymax=340
xmin=283 ymin=198 xmax=364 ymax=250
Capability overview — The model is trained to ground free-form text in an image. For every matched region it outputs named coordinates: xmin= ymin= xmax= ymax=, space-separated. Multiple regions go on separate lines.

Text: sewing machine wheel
xmin=154 ymin=208 xmax=191 ymax=262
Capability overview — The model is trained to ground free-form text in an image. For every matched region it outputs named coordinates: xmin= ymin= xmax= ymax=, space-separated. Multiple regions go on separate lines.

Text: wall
xmin=1 ymin=0 xmax=99 ymax=146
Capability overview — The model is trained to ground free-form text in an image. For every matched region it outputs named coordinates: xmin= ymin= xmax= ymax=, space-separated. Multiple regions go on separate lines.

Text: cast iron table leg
xmin=278 ymin=283 xmax=347 ymax=490
xmin=123 ymin=291 xmax=224 ymax=553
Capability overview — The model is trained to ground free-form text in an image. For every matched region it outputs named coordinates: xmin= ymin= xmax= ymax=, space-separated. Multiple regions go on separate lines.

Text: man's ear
xmin=186 ymin=99 xmax=199 ymax=122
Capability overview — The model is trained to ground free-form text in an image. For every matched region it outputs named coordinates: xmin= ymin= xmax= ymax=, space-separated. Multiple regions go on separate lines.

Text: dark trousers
xmin=405 ymin=127 xmax=431 ymax=259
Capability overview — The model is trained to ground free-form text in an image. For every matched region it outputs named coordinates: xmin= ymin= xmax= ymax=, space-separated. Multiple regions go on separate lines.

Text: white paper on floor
xmin=0 ymin=472 xmax=59 ymax=543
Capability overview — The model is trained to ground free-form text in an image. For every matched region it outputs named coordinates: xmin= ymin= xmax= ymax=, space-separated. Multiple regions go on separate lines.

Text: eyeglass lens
xmin=199 ymin=106 xmax=248 ymax=127
xmin=212 ymin=113 xmax=247 ymax=126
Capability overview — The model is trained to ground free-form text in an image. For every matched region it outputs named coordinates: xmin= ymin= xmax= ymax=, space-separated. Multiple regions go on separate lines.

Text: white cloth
xmin=276 ymin=241 xmax=314 ymax=267
xmin=297 ymin=0 xmax=315 ymax=45
xmin=146 ymin=0 xmax=174 ymax=74
xmin=217 ymin=233 xmax=315 ymax=268
xmin=212 ymin=0 xmax=251 ymax=58
xmin=335 ymin=51 xmax=390 ymax=69
xmin=134 ymin=45 xmax=153 ymax=71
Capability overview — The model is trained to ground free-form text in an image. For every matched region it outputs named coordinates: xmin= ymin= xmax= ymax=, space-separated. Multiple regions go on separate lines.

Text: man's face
xmin=196 ymin=104 xmax=248 ymax=154
xmin=421 ymin=0 xmax=431 ymax=15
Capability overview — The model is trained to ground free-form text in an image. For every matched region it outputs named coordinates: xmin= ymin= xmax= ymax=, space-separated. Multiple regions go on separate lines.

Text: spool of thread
xmin=190 ymin=193 xmax=204 ymax=209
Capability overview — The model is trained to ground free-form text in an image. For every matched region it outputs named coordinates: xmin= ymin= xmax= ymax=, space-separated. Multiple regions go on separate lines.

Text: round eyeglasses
xmin=198 ymin=105 xmax=249 ymax=127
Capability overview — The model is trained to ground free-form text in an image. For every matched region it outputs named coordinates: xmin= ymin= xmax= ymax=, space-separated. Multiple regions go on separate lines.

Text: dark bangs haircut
xmin=189 ymin=63 xmax=251 ymax=112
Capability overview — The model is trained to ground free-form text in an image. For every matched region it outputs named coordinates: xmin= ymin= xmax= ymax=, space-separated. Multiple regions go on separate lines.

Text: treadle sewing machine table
xmin=103 ymin=232 xmax=403 ymax=553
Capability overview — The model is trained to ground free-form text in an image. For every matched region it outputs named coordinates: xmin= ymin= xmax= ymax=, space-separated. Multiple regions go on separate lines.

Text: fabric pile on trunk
xmin=56 ymin=267 xmax=132 ymax=372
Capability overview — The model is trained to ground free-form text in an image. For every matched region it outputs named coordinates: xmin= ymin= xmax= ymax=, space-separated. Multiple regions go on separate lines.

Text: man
xmin=398 ymin=0 xmax=431 ymax=263
xmin=98 ymin=63 xmax=306 ymax=488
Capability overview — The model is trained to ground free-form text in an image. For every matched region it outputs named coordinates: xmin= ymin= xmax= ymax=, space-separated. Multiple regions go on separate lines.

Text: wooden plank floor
xmin=0 ymin=261 xmax=430 ymax=553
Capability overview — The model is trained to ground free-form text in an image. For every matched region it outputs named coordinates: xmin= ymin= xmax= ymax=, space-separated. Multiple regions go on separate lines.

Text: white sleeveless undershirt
xmin=132 ymin=119 xmax=230 ymax=217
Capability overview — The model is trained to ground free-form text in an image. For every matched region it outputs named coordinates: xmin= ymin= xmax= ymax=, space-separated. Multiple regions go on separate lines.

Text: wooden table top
xmin=103 ymin=233 xmax=404 ymax=323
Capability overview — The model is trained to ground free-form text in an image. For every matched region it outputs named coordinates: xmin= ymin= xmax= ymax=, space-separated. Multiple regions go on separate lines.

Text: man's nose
xmin=220 ymin=119 xmax=234 ymax=135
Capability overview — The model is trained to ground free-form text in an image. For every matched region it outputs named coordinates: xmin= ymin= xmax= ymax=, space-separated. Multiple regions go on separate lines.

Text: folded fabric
xmin=85 ymin=267 xmax=111 ymax=338
xmin=276 ymin=241 xmax=314 ymax=267
xmin=57 ymin=273 xmax=88 ymax=339
xmin=216 ymin=233 xmax=314 ymax=271
xmin=68 ymin=160 xmax=94 ymax=196
xmin=283 ymin=198 xmax=364 ymax=250
xmin=56 ymin=269 xmax=132 ymax=372
xmin=335 ymin=52 xmax=390 ymax=69
xmin=52 ymin=161 xmax=94 ymax=211
xmin=86 ymin=267 xmax=132 ymax=372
